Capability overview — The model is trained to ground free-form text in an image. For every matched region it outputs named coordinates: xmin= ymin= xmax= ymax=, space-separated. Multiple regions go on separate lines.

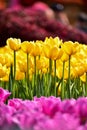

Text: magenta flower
xmin=1 ymin=88 xmax=87 ymax=130
xmin=8 ymin=98 xmax=23 ymax=110
xmin=0 ymin=87 xmax=11 ymax=102
xmin=34 ymin=96 xmax=61 ymax=117
xmin=75 ymin=97 xmax=87 ymax=125
xmin=54 ymin=112 xmax=79 ymax=130
xmin=61 ymin=98 xmax=76 ymax=114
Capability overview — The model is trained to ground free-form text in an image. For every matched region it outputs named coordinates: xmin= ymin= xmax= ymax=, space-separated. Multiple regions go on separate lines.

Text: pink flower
xmin=0 ymin=87 xmax=11 ymax=102
xmin=8 ymin=98 xmax=23 ymax=110
xmin=75 ymin=97 xmax=87 ymax=125
xmin=61 ymin=98 xmax=76 ymax=114
xmin=34 ymin=96 xmax=61 ymax=117
xmin=54 ymin=112 xmax=79 ymax=130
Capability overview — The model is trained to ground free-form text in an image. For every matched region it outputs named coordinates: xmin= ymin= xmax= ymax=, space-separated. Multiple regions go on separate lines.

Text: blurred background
xmin=0 ymin=0 xmax=87 ymax=46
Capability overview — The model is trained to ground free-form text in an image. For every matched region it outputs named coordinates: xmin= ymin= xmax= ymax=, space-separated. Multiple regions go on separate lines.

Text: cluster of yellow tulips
xmin=0 ymin=37 xmax=87 ymax=99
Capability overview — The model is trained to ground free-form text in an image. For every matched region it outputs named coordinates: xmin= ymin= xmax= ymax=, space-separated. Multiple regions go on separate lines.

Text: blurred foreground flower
xmin=1 ymin=88 xmax=87 ymax=130
xmin=0 ymin=87 xmax=11 ymax=102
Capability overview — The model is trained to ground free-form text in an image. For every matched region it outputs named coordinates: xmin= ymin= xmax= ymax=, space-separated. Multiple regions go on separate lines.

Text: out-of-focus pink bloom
xmin=61 ymin=98 xmax=76 ymax=114
xmin=0 ymin=87 xmax=11 ymax=102
xmin=34 ymin=96 xmax=61 ymax=117
xmin=54 ymin=112 xmax=79 ymax=130
xmin=75 ymin=97 xmax=87 ymax=125
xmin=8 ymin=98 xmax=23 ymax=110
xmin=1 ymin=88 xmax=87 ymax=130
xmin=31 ymin=2 xmax=50 ymax=12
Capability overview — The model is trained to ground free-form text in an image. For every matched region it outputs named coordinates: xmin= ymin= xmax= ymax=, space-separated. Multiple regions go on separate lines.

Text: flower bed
xmin=0 ymin=87 xmax=87 ymax=130
xmin=0 ymin=37 xmax=87 ymax=99
xmin=0 ymin=37 xmax=87 ymax=129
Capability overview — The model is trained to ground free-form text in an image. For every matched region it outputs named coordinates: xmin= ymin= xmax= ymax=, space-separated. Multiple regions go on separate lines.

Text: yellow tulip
xmin=5 ymin=54 xmax=13 ymax=67
xmin=1 ymin=74 xmax=9 ymax=81
xmin=71 ymin=66 xmax=85 ymax=78
xmin=15 ymin=70 xmax=25 ymax=80
xmin=18 ymin=56 xmax=34 ymax=72
xmin=40 ymin=57 xmax=49 ymax=69
xmin=54 ymin=37 xmax=63 ymax=47
xmin=0 ymin=45 xmax=12 ymax=55
xmin=30 ymin=43 xmax=42 ymax=56
xmin=36 ymin=56 xmax=49 ymax=70
xmin=57 ymin=66 xmax=68 ymax=80
xmin=0 ymin=68 xmax=10 ymax=81
xmin=78 ymin=66 xmax=85 ymax=77
xmin=16 ymin=49 xmax=26 ymax=59
xmin=50 ymin=46 xmax=63 ymax=60
xmin=21 ymin=41 xmax=34 ymax=54
xmin=42 ymin=68 xmax=48 ymax=74
xmin=43 ymin=37 xmax=63 ymax=60
xmin=44 ymin=36 xmax=62 ymax=47
xmin=0 ymin=54 xmax=6 ymax=65
xmin=43 ymin=44 xmax=62 ymax=60
xmin=28 ymin=68 xmax=33 ymax=81
xmin=80 ymin=73 xmax=86 ymax=83
xmin=36 ymin=59 xmax=42 ymax=70
xmin=6 ymin=38 xmax=21 ymax=51
xmin=58 ymin=84 xmax=61 ymax=96
xmin=18 ymin=61 xmax=27 ymax=73
xmin=0 ymin=47 xmax=5 ymax=53
xmin=0 ymin=64 xmax=7 ymax=78
xmin=82 ymin=59 xmax=87 ymax=72
xmin=61 ymin=52 xmax=69 ymax=62
xmin=79 ymin=44 xmax=87 ymax=55
xmin=43 ymin=44 xmax=51 ymax=58
xmin=62 ymin=41 xmax=79 ymax=56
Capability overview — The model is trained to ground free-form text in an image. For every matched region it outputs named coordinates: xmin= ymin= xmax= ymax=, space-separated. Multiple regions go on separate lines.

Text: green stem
xmin=61 ymin=61 xmax=65 ymax=99
xmin=13 ymin=51 xmax=17 ymax=98
xmin=26 ymin=53 xmax=31 ymax=98
xmin=85 ymin=72 xmax=87 ymax=96
xmin=34 ymin=56 xmax=37 ymax=96
xmin=49 ymin=59 xmax=52 ymax=74
xmin=76 ymin=77 xmax=80 ymax=98
xmin=68 ymin=55 xmax=71 ymax=98
xmin=45 ymin=70 xmax=48 ymax=96
xmin=41 ymin=73 xmax=45 ymax=96
xmin=27 ymin=53 xmax=29 ymax=87
xmin=47 ymin=59 xmax=52 ymax=96
xmin=81 ymin=81 xmax=85 ymax=96
xmin=8 ymin=64 xmax=14 ymax=98
xmin=54 ymin=60 xmax=56 ymax=96
xmin=14 ymin=50 xmax=16 ymax=81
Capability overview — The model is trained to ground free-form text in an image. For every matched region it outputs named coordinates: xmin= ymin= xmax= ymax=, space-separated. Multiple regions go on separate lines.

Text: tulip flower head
xmin=6 ymin=38 xmax=21 ymax=51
